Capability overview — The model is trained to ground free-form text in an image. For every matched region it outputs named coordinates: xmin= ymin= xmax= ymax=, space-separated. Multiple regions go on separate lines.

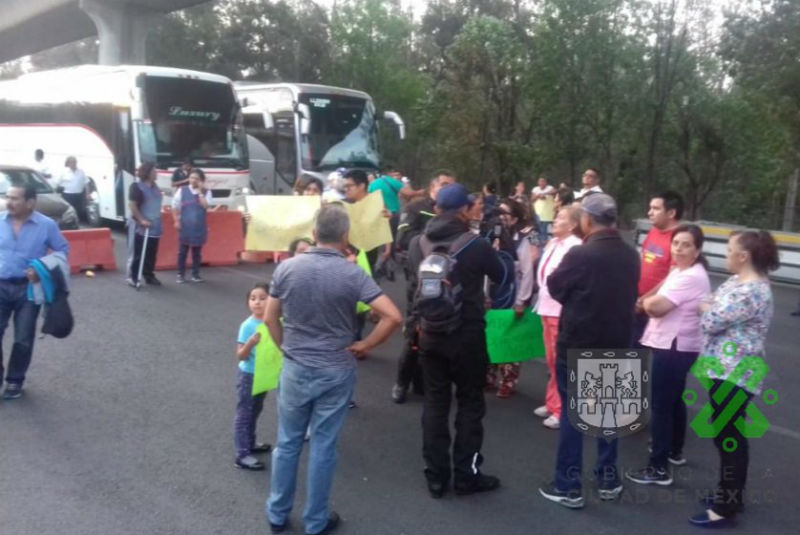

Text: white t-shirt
xmin=531 ymin=185 xmax=556 ymax=197
xmin=58 ymin=168 xmax=88 ymax=194
xmin=171 ymin=186 xmax=213 ymax=210
xmin=574 ymin=185 xmax=603 ymax=200
xmin=32 ymin=160 xmax=51 ymax=178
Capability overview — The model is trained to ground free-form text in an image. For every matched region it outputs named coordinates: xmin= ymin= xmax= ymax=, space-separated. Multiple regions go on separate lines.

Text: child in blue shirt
xmin=234 ymin=282 xmax=271 ymax=470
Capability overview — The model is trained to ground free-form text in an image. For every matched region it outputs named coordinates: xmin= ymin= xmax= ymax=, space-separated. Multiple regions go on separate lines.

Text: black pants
xmin=129 ymin=234 xmax=160 ymax=282
xmin=419 ymin=326 xmax=488 ymax=484
xmin=177 ymin=244 xmax=202 ymax=278
xmin=709 ymin=379 xmax=753 ymax=517
xmin=631 ymin=311 xmax=649 ymax=348
xmin=62 ymin=192 xmax=86 ymax=222
xmin=396 ymin=329 xmax=424 ymax=393
xmin=648 ymin=343 xmax=697 ymax=469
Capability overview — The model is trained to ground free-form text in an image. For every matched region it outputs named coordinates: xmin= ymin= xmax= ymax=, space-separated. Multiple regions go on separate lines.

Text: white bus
xmin=234 ymin=83 xmax=404 ymax=195
xmin=0 ymin=65 xmax=250 ymax=225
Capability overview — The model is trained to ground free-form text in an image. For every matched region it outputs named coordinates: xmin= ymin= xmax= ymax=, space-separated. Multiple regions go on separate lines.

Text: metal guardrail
xmin=634 ymin=219 xmax=800 ymax=286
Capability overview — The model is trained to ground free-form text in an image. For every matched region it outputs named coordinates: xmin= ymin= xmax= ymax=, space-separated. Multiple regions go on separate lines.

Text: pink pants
xmin=541 ymin=315 xmax=561 ymax=417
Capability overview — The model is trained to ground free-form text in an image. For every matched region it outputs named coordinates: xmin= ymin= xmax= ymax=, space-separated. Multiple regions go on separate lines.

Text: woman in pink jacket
xmin=533 ymin=204 xmax=582 ymax=429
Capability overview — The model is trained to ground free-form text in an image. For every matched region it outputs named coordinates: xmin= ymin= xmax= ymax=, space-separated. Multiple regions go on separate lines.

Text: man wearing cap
xmin=538 ymin=193 xmax=639 ymax=509
xmin=407 ymin=183 xmax=505 ymax=498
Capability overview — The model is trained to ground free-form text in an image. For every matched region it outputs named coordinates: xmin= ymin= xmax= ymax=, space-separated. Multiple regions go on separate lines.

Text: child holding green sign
xmin=234 ymin=283 xmax=273 ymax=471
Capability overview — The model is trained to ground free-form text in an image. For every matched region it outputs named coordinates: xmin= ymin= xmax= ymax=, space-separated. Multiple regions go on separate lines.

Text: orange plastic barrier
xmin=62 ymin=228 xmax=117 ymax=274
xmin=240 ymin=251 xmax=273 ymax=263
xmin=154 ymin=210 xmax=179 ymax=271
xmin=156 ymin=209 xmax=244 ymax=271
xmin=205 ymin=210 xmax=244 ymax=266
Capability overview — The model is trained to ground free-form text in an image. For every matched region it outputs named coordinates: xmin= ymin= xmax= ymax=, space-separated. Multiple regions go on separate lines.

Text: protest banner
xmin=245 ymin=195 xmax=320 ymax=251
xmin=341 ymin=191 xmax=393 ymax=252
xmin=485 ymin=308 xmax=546 ymax=364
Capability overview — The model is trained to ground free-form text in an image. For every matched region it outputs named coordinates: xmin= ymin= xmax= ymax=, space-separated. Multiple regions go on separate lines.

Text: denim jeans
xmin=0 ymin=280 xmax=41 ymax=386
xmin=267 ymin=358 xmax=356 ymax=535
xmin=234 ymin=370 xmax=266 ymax=459
xmin=648 ymin=344 xmax=697 ymax=469
xmin=177 ymin=244 xmax=202 ymax=278
xmin=538 ymin=221 xmax=551 ymax=241
xmin=554 ymin=358 xmax=619 ymax=492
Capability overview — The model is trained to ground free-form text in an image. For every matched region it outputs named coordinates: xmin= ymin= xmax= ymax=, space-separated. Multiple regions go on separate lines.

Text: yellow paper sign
xmin=342 ymin=191 xmax=393 ymax=252
xmin=533 ymin=197 xmax=555 ymax=222
xmin=245 ymin=195 xmax=321 ymax=251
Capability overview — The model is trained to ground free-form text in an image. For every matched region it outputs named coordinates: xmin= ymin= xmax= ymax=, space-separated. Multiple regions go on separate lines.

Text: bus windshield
xmin=139 ymin=76 xmax=248 ymax=169
xmin=299 ymin=93 xmax=379 ymax=171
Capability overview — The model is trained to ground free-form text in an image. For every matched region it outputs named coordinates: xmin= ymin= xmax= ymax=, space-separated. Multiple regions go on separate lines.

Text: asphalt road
xmin=1 ymin=230 xmax=799 ymax=535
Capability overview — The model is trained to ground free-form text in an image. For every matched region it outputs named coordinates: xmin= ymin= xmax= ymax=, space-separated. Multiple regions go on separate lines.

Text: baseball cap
xmin=581 ymin=193 xmax=617 ymax=220
xmin=436 ymin=183 xmax=472 ymax=211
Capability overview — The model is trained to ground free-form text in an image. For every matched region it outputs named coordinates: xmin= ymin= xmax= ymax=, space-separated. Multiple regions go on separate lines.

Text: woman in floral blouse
xmin=689 ymin=230 xmax=779 ymax=528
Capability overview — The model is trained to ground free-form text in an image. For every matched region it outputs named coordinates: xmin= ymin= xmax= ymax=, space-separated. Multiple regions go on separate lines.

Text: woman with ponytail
xmin=687 ymin=229 xmax=779 ymax=527
xmin=627 ymin=224 xmax=711 ymax=485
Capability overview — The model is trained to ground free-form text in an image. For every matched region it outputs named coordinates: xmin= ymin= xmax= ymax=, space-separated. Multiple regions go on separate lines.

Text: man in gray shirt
xmin=265 ymin=204 xmax=402 ymax=535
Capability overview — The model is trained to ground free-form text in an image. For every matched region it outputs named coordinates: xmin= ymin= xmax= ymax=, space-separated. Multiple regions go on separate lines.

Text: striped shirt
xmin=269 ymin=247 xmax=383 ymax=369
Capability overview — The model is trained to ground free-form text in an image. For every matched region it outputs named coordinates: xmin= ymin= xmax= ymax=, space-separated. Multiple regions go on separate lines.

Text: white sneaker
xmin=533 ymin=406 xmax=551 ymax=419
xmin=543 ymin=415 xmax=560 ymax=429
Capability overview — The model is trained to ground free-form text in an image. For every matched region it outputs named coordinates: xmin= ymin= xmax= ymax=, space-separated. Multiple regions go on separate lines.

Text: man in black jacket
xmin=538 ymin=193 xmax=640 ymax=509
xmin=407 ymin=183 xmax=506 ymax=498
xmin=391 ymin=174 xmax=447 ymax=403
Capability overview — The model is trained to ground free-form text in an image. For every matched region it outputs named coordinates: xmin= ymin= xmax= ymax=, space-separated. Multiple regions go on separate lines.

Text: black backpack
xmin=415 ymin=232 xmax=477 ymax=334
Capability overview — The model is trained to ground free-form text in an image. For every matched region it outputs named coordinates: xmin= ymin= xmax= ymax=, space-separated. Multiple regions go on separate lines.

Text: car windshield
xmin=299 ymin=93 xmax=379 ymax=171
xmin=0 ymin=169 xmax=54 ymax=195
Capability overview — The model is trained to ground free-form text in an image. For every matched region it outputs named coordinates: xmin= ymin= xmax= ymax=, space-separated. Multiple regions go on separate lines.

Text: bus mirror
xmin=243 ymin=106 xmax=274 ymax=130
xmin=383 ymin=111 xmax=406 ymax=140
xmin=262 ymin=112 xmax=274 ymax=130
xmin=131 ymin=87 xmax=144 ymax=120
xmin=297 ymin=103 xmax=311 ymax=136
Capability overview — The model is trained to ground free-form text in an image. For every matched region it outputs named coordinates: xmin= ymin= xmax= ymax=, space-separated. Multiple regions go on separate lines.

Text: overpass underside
xmin=0 ymin=0 xmax=211 ymax=65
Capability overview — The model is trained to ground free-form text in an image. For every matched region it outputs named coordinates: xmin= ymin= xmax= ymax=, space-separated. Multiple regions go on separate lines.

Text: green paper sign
xmin=252 ymin=323 xmax=283 ymax=395
xmin=485 ymin=309 xmax=546 ymax=364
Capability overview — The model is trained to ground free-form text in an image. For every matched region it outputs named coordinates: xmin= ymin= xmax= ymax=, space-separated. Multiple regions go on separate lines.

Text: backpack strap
xmin=419 ymin=235 xmax=435 ymax=258
xmin=448 ymin=232 xmax=478 ymax=256
xmin=420 ymin=232 xmax=477 ymax=258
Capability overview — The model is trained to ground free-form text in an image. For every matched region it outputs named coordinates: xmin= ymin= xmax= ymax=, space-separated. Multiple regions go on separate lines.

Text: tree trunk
xmin=782 ymin=166 xmax=799 ymax=231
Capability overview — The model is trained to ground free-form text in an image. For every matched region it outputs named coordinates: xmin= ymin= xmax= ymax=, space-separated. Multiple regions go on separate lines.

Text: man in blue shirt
xmin=0 ymin=184 xmax=69 ymax=399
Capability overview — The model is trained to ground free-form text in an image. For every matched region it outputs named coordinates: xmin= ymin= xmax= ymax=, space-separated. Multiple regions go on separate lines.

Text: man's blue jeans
xmin=267 ymin=358 xmax=356 ymax=535
xmin=0 ymin=280 xmax=40 ymax=386
xmin=554 ymin=358 xmax=619 ymax=492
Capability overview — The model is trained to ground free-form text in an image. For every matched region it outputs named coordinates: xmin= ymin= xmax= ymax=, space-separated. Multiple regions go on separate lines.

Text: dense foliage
xmin=3 ymin=0 xmax=797 ymax=228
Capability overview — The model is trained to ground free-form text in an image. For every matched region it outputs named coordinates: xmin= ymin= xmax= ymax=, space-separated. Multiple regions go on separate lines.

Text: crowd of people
xmin=0 ymin=157 xmax=786 ymax=534
xmin=239 ymin=165 xmax=783 ymax=533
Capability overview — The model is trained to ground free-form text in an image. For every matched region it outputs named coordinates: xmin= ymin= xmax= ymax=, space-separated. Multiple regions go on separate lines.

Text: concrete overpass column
xmin=79 ymin=0 xmax=162 ymax=65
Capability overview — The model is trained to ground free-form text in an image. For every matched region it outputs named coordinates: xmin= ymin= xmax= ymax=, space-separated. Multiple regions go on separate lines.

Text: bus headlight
xmin=233 ymin=187 xmax=250 ymax=196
